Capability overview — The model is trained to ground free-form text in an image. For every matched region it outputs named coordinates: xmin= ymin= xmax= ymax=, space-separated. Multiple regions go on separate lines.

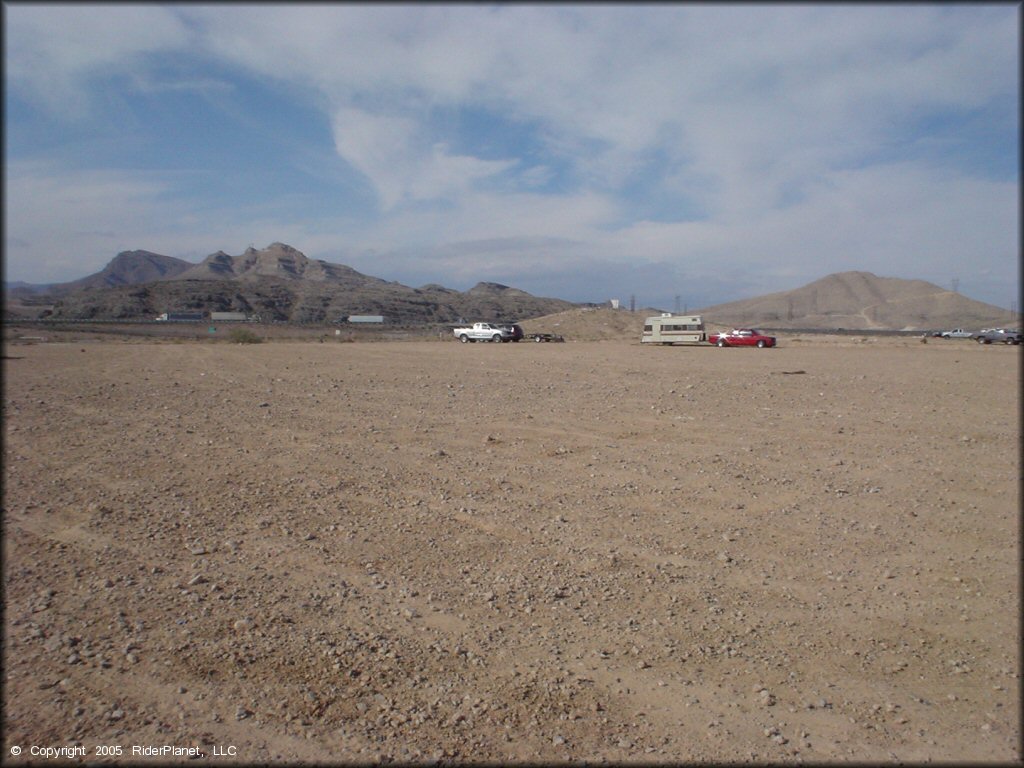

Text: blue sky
xmin=4 ymin=3 xmax=1020 ymax=310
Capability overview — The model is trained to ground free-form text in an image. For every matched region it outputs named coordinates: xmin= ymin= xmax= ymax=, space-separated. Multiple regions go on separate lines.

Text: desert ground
xmin=3 ymin=329 xmax=1019 ymax=764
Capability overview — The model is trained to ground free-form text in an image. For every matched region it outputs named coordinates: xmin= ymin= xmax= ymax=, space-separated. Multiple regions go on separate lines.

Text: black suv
xmin=501 ymin=323 xmax=524 ymax=342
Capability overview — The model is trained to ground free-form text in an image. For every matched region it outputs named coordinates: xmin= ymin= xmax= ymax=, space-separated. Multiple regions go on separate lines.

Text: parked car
xmin=707 ymin=329 xmax=776 ymax=348
xmin=971 ymin=328 xmax=1021 ymax=345
xmin=939 ymin=328 xmax=973 ymax=338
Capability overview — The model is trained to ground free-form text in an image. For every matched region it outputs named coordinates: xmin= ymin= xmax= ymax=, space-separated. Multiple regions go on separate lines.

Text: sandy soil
xmin=3 ymin=335 xmax=1019 ymax=763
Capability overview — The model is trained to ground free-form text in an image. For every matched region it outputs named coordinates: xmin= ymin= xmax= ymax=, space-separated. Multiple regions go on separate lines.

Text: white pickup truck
xmin=453 ymin=323 xmax=514 ymax=343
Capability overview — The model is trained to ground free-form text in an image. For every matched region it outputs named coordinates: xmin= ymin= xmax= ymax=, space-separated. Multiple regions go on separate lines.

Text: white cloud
xmin=4 ymin=5 xmax=1018 ymax=308
xmin=330 ymin=108 xmax=516 ymax=209
xmin=5 ymin=5 xmax=191 ymax=116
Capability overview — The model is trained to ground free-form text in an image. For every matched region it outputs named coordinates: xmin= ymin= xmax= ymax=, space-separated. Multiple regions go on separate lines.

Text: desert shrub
xmin=227 ymin=327 xmax=263 ymax=344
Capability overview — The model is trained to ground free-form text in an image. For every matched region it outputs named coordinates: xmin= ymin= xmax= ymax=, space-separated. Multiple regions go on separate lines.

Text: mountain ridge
xmin=6 ymin=244 xmax=578 ymax=324
xmin=171 ymin=242 xmax=386 ymax=286
xmin=4 ymin=248 xmax=1015 ymax=330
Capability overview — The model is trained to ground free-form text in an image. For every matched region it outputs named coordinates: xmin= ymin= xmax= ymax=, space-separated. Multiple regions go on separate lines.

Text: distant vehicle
xmin=210 ymin=311 xmax=255 ymax=322
xmin=971 ymin=328 xmax=1021 ymax=345
xmin=155 ymin=312 xmax=204 ymax=322
xmin=708 ymin=328 xmax=777 ymax=348
xmin=640 ymin=314 xmax=707 ymax=345
xmin=530 ymin=333 xmax=565 ymax=343
xmin=939 ymin=328 xmax=973 ymax=338
xmin=502 ymin=323 xmax=524 ymax=342
xmin=453 ymin=322 xmax=515 ymax=343
xmin=347 ymin=315 xmax=386 ymax=324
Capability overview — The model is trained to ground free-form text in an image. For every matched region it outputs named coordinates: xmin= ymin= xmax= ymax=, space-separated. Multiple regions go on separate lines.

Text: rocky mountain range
xmin=7 ymin=243 xmax=578 ymax=324
xmin=5 ymin=243 xmax=1015 ymax=330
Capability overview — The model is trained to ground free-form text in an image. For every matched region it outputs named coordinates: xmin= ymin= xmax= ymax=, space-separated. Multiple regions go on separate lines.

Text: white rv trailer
xmin=641 ymin=313 xmax=707 ymax=345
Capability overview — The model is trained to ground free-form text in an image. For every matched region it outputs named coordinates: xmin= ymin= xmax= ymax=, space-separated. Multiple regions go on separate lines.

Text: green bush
xmin=226 ymin=327 xmax=263 ymax=344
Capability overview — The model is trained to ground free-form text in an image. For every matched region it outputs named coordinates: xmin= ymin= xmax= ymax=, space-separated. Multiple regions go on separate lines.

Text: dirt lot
xmin=3 ymin=333 xmax=1019 ymax=763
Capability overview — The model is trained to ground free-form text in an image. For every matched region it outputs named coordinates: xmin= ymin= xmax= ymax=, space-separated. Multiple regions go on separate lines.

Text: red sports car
xmin=707 ymin=328 xmax=776 ymax=348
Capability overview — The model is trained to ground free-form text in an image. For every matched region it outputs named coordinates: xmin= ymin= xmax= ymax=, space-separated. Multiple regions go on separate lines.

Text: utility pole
xmin=674 ymin=295 xmax=681 ymax=314
xmin=951 ymin=278 xmax=959 ymax=293
xmin=630 ymin=295 xmax=636 ymax=313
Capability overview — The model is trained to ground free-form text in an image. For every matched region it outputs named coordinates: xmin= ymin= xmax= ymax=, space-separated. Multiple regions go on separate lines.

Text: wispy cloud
xmin=331 ymin=107 xmax=517 ymax=209
xmin=5 ymin=5 xmax=191 ymax=117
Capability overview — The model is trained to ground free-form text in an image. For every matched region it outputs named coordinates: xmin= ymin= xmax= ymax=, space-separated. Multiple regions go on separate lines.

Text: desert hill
xmin=76 ymin=249 xmax=194 ymax=289
xmin=519 ymin=307 xmax=651 ymax=342
xmin=5 ymin=250 xmax=193 ymax=299
xmin=696 ymin=271 xmax=1013 ymax=331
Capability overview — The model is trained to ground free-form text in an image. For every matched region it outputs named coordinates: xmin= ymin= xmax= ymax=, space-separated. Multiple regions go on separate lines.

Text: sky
xmin=4 ymin=3 xmax=1020 ymax=310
